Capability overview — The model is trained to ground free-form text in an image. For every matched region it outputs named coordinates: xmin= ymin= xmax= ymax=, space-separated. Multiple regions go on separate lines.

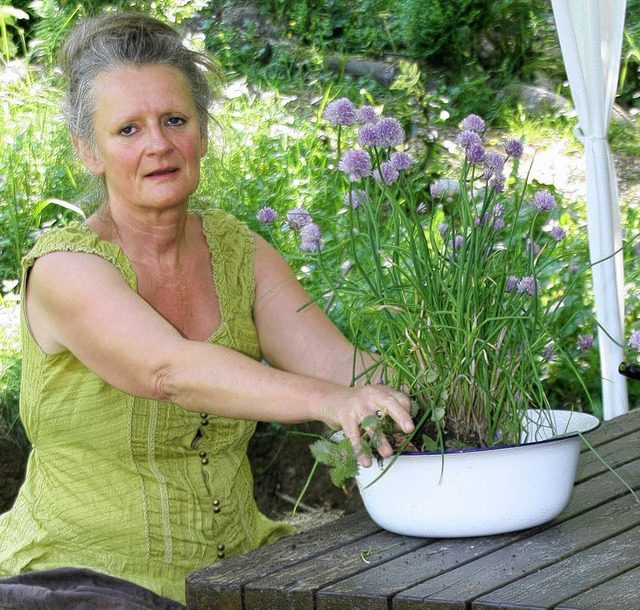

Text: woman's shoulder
xmin=198 ymin=207 xmax=251 ymax=233
xmin=23 ymin=221 xmax=134 ymax=283
xmin=197 ymin=208 xmax=254 ymax=252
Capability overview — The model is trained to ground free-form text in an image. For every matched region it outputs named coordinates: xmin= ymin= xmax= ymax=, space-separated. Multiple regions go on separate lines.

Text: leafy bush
xmin=395 ymin=0 xmax=550 ymax=77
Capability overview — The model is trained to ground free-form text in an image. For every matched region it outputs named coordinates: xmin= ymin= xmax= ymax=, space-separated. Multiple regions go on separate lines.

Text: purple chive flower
xmin=517 ymin=276 xmax=541 ymax=297
xmin=542 ymin=344 xmax=557 ymax=362
xmin=300 ymin=222 xmax=324 ymax=252
xmin=338 ymin=149 xmax=372 ymax=181
xmin=449 ymin=234 xmax=464 ymax=252
xmin=475 ymin=213 xmax=488 ymax=227
xmin=430 ymin=181 xmax=445 ymax=199
xmin=490 ymin=173 xmax=506 ymax=193
xmin=629 ymin=330 xmax=640 ymax=350
xmin=505 ymin=138 xmax=524 ymax=159
xmin=457 ymin=130 xmax=482 ymax=149
xmin=533 ymin=189 xmax=556 ymax=212
xmin=358 ymin=118 xmax=406 ymax=148
xmin=357 ymin=122 xmax=382 ymax=147
xmin=526 ymin=238 xmax=541 ymax=257
xmin=355 ymin=105 xmax=378 ymax=124
xmin=466 ymin=143 xmax=486 ymax=164
xmin=322 ymin=97 xmax=357 ymax=126
xmin=461 ymin=114 xmax=486 ymax=134
xmin=343 ymin=188 xmax=369 ymax=209
xmin=577 ymin=334 xmax=594 ymax=353
xmin=460 ymin=114 xmax=485 ymax=133
xmin=286 ymin=207 xmax=312 ymax=230
xmin=493 ymin=218 xmax=505 ymax=231
xmin=484 ymin=152 xmax=505 ymax=173
xmin=256 ymin=206 xmax=278 ymax=225
xmin=374 ymin=161 xmax=400 ymax=185
xmin=377 ymin=117 xmax=405 ymax=147
xmin=416 ymin=202 xmax=427 ymax=214
xmin=550 ymin=226 xmax=566 ymax=241
xmin=506 ymin=275 xmax=518 ymax=292
xmin=390 ymin=151 xmax=414 ymax=171
xmin=438 ymin=223 xmax=449 ymax=238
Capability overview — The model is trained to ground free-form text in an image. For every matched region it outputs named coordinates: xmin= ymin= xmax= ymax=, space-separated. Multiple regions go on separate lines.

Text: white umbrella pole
xmin=552 ymin=0 xmax=629 ymax=419
xmin=584 ymin=137 xmax=628 ymax=418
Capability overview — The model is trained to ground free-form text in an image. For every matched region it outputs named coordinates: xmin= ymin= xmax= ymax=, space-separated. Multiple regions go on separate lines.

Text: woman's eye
xmin=120 ymin=125 xmax=136 ymax=136
xmin=167 ymin=116 xmax=185 ymax=126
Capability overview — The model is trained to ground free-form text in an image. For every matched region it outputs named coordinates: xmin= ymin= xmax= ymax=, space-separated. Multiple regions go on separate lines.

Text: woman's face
xmin=78 ymin=63 xmax=207 ymax=213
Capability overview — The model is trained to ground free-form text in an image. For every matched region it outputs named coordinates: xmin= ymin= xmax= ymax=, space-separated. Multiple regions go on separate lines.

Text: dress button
xmin=217 ymin=551 xmax=225 ymax=559
xmin=213 ymin=506 xmax=221 ymax=513
xmin=201 ymin=457 xmax=209 ymax=465
xmin=199 ymin=451 xmax=207 ymax=458
xmin=217 ymin=544 xmax=225 ymax=551
xmin=212 ymin=499 xmax=220 ymax=506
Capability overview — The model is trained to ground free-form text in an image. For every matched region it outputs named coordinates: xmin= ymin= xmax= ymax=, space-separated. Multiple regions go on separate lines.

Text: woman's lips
xmin=145 ymin=167 xmax=179 ymax=178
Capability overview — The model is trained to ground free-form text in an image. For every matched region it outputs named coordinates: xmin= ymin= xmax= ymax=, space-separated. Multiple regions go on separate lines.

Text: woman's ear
xmin=72 ymin=136 xmax=104 ymax=176
xmin=200 ymin=129 xmax=208 ymax=158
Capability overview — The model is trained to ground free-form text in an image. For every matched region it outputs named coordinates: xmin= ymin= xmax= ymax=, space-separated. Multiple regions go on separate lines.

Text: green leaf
xmin=310 ymin=437 xmax=358 ymax=490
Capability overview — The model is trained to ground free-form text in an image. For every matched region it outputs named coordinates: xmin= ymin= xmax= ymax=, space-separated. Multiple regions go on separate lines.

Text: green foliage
xmin=309 ymin=435 xmax=358 ymax=490
xmin=394 ymin=0 xmax=547 ymax=76
xmin=0 ymin=299 xmax=27 ymax=453
xmin=0 ymin=59 xmax=84 ymax=283
xmin=256 ymin=0 xmax=395 ymax=55
xmin=11 ymin=0 xmax=208 ymax=66
xmin=0 ymin=4 xmax=28 ymax=61
xmin=619 ymin=0 xmax=640 ymax=110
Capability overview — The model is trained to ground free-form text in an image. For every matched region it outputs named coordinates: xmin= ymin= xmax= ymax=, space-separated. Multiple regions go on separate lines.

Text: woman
xmin=0 ymin=12 xmax=413 ymax=608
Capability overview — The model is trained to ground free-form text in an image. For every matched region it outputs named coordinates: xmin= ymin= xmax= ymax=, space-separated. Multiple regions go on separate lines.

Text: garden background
xmin=1 ymin=0 xmax=640 ymax=519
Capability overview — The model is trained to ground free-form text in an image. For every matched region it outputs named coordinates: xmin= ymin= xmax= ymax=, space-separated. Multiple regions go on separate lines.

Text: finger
xmin=342 ymin=416 xmax=372 ymax=468
xmin=375 ymin=391 xmax=414 ymax=433
xmin=375 ymin=436 xmax=394 ymax=459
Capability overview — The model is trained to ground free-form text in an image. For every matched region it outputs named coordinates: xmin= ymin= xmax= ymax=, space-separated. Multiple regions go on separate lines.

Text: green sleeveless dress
xmin=0 ymin=209 xmax=294 ymax=604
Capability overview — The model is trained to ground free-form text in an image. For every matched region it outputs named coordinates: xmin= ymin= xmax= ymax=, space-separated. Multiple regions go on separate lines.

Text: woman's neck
xmin=87 ymin=203 xmax=192 ymax=271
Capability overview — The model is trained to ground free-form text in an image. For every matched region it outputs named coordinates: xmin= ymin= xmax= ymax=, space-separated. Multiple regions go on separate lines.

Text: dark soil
xmin=247 ymin=421 xmax=364 ymax=519
xmin=0 ymin=435 xmax=28 ymax=515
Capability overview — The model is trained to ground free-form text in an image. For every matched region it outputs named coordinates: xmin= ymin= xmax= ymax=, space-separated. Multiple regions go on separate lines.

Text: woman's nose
xmin=146 ymin=126 xmax=173 ymax=153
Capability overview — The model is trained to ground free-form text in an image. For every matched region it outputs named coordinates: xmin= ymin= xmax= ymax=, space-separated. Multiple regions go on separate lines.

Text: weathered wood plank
xmin=575 ymin=428 xmax=640 ymax=482
xmin=472 ymin=526 xmax=640 ymax=610
xmin=578 ymin=408 xmax=640 ymax=450
xmin=562 ymin=458 xmax=640 ymax=519
xmin=555 ymin=563 xmax=640 ymax=610
xmin=185 ymin=511 xmax=381 ymax=610
xmin=391 ymin=495 xmax=640 ymax=610
xmin=315 ymin=532 xmax=526 ymax=610
xmin=244 ymin=530 xmax=428 ymax=610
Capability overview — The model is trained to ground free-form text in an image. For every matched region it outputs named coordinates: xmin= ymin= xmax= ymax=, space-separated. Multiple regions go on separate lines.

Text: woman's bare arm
xmin=252 ymin=232 xmax=380 ymax=387
xmin=25 ymin=250 xmax=413 ymax=465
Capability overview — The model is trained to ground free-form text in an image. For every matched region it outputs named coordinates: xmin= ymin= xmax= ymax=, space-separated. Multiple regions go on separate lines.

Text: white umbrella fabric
xmin=550 ymin=0 xmax=628 ymax=419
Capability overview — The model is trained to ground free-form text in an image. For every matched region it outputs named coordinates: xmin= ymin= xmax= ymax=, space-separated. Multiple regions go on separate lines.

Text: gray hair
xmin=59 ymin=12 xmax=223 ymax=143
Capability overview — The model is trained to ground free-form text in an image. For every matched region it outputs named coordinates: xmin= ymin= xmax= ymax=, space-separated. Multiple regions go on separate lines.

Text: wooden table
xmin=186 ymin=409 xmax=640 ymax=610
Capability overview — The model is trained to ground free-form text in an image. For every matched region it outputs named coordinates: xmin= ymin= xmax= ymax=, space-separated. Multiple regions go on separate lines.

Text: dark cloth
xmin=0 ymin=568 xmax=185 ymax=610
